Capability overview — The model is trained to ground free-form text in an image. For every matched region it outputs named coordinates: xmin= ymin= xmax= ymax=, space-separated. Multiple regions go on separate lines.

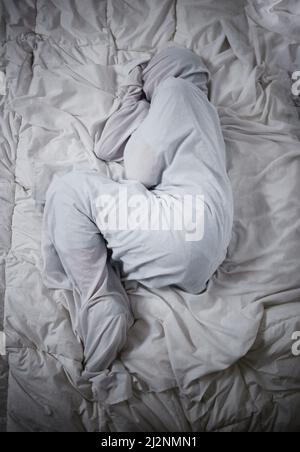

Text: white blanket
xmin=41 ymin=48 xmax=234 ymax=402
xmin=2 ymin=0 xmax=300 ymax=432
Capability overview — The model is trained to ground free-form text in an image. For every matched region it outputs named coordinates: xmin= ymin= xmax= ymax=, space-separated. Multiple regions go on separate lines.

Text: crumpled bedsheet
xmin=1 ymin=0 xmax=300 ymax=432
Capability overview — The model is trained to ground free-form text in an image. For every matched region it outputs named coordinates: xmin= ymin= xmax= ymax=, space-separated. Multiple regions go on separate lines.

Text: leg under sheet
xmin=42 ymin=174 xmax=134 ymax=383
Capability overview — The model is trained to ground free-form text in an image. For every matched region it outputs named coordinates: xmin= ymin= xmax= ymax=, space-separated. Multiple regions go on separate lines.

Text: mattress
xmin=0 ymin=0 xmax=300 ymax=432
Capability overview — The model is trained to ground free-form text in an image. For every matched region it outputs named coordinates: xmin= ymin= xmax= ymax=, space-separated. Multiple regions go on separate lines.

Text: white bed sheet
xmin=1 ymin=0 xmax=300 ymax=432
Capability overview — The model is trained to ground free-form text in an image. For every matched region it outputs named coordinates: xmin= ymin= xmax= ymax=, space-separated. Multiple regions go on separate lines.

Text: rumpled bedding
xmin=1 ymin=0 xmax=300 ymax=432
xmin=40 ymin=48 xmax=234 ymax=403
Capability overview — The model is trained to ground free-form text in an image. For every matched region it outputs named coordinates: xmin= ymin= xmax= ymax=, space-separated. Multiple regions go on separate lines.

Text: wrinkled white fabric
xmin=41 ymin=48 xmax=233 ymax=393
xmin=4 ymin=0 xmax=300 ymax=434
xmin=95 ymin=46 xmax=209 ymax=165
xmin=246 ymin=0 xmax=300 ymax=41
xmin=0 ymin=71 xmax=6 ymax=95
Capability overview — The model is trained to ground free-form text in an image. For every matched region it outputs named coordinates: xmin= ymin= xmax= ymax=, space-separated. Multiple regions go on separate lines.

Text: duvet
xmin=41 ymin=47 xmax=233 ymax=397
xmin=1 ymin=0 xmax=300 ymax=432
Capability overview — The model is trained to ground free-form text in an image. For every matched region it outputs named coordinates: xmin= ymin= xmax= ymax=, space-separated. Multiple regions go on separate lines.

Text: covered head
xmin=142 ymin=45 xmax=210 ymax=101
xmin=124 ymin=46 xmax=210 ymax=188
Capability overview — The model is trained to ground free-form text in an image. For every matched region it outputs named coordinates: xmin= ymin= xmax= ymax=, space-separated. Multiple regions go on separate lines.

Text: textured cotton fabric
xmin=95 ymin=45 xmax=209 ymax=164
xmin=41 ymin=48 xmax=233 ymax=394
xmin=4 ymin=0 xmax=300 ymax=433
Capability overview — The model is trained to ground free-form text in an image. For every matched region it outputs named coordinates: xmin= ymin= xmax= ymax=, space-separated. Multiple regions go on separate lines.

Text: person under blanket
xmin=41 ymin=46 xmax=233 ymax=392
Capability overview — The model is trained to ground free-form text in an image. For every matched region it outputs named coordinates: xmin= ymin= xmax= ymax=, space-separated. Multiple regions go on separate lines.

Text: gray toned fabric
xmin=3 ymin=0 xmax=300 ymax=433
xmin=95 ymin=45 xmax=209 ymax=165
xmin=142 ymin=46 xmax=210 ymax=100
xmin=41 ymin=50 xmax=233 ymax=399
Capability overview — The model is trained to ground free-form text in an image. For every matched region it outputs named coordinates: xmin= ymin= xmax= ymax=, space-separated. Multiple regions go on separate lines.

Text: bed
xmin=0 ymin=0 xmax=300 ymax=432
